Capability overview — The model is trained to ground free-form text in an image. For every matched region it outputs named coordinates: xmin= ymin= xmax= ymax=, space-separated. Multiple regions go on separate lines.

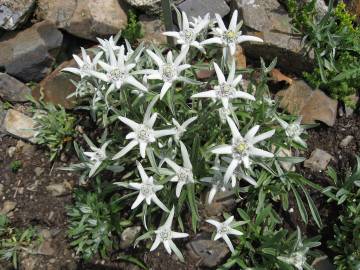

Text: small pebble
xmin=7 ymin=146 xmax=16 ymax=158
xmin=0 ymin=201 xmax=17 ymax=215
xmin=340 ymin=135 xmax=354 ymax=148
xmin=34 ymin=167 xmax=45 ymax=177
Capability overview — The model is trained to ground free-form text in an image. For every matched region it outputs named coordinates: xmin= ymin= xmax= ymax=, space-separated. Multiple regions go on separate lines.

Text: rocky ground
xmin=0 ymin=0 xmax=359 ymax=269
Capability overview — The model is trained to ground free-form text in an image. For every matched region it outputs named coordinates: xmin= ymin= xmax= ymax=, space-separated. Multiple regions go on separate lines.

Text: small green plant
xmin=0 ymin=215 xmax=42 ymax=269
xmin=326 ymin=157 xmax=360 ymax=269
xmin=32 ymin=102 xmax=76 ymax=161
xmin=10 ymin=160 xmax=22 ymax=173
xmin=287 ymin=0 xmax=360 ymax=107
xmin=122 ymin=10 xmax=144 ymax=44
xmin=67 ymin=182 xmax=131 ymax=260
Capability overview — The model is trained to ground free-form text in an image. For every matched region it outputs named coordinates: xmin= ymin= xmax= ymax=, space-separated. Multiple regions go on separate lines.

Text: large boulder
xmin=36 ymin=0 xmax=128 ymax=41
xmin=125 ymin=0 xmax=183 ymax=16
xmin=0 ymin=21 xmax=63 ymax=82
xmin=32 ymin=59 xmax=78 ymax=109
xmin=233 ymin=0 xmax=313 ymax=74
xmin=0 ymin=0 xmax=36 ymax=30
xmin=0 ymin=73 xmax=32 ymax=102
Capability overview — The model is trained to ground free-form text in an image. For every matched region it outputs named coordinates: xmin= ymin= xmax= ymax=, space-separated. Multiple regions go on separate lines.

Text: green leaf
xmin=291 ymin=185 xmax=308 ymax=224
xmin=301 ymin=187 xmax=323 ymax=228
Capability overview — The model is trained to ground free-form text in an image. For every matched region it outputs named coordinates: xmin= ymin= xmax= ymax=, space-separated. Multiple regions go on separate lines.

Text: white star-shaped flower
xmin=90 ymin=45 xmax=147 ymax=97
xmin=212 ymin=116 xmax=275 ymax=183
xmin=277 ymin=250 xmax=308 ymax=270
xmin=277 ymin=117 xmax=307 ymax=147
xmin=97 ymin=36 xmax=122 ymax=59
xmin=164 ymin=141 xmax=194 ymax=197
xmin=150 ymin=206 xmax=189 ymax=262
xmin=127 ymin=161 xmax=169 ymax=212
xmin=201 ymin=10 xmax=263 ymax=56
xmin=192 ymin=60 xmax=255 ymax=109
xmin=163 ymin=12 xmax=209 ymax=52
xmin=83 ymin=140 xmax=111 ymax=177
xmin=112 ymin=97 xmax=176 ymax=159
xmin=172 ymin=116 xmax=197 ymax=141
xmin=206 ymin=216 xmax=243 ymax=253
xmin=145 ymin=47 xmax=191 ymax=99
xmin=63 ymin=47 xmax=103 ymax=79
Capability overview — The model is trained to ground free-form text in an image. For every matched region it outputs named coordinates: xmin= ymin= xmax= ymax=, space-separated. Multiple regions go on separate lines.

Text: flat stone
xmin=177 ymin=0 xmax=230 ymax=18
xmin=138 ymin=15 xmax=167 ymax=46
xmin=276 ymin=80 xmax=338 ymax=126
xmin=234 ymin=0 xmax=313 ymax=74
xmin=7 ymin=146 xmax=16 ymax=158
xmin=36 ymin=0 xmax=128 ymax=41
xmin=340 ymin=135 xmax=354 ymax=148
xmin=0 ymin=21 xmax=63 ymax=82
xmin=0 ymin=201 xmax=17 ymax=215
xmin=32 ymin=59 xmax=77 ymax=109
xmin=204 ymin=190 xmax=236 ymax=217
xmin=0 ymin=184 xmax=4 ymax=196
xmin=186 ymin=239 xmax=229 ymax=268
xmin=0 ymin=0 xmax=36 ymax=30
xmin=46 ymin=183 xmax=68 ymax=197
xmin=0 ymin=73 xmax=32 ymax=102
xmin=304 ymin=148 xmax=333 ymax=172
xmin=120 ymin=226 xmax=141 ymax=249
xmin=3 ymin=109 xmax=36 ymax=142
xmin=38 ymin=239 xmax=55 ymax=256
xmin=34 ymin=167 xmax=45 ymax=177
xmin=195 ymin=68 xmax=215 ymax=80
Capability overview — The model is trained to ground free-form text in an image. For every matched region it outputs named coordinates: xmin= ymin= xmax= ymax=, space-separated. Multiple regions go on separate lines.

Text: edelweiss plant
xmin=62 ymin=8 xmax=322 ymax=267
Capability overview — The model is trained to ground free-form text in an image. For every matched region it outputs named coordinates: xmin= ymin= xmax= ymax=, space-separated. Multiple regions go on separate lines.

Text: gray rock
xmin=234 ymin=0 xmax=313 ymax=74
xmin=120 ymin=226 xmax=141 ymax=249
xmin=177 ymin=0 xmax=230 ymax=18
xmin=0 ymin=0 xmax=36 ymax=30
xmin=0 ymin=73 xmax=32 ymax=102
xmin=0 ymin=201 xmax=17 ymax=215
xmin=304 ymin=148 xmax=333 ymax=172
xmin=340 ymin=135 xmax=354 ymax=148
xmin=186 ymin=239 xmax=230 ymax=267
xmin=125 ymin=0 xmax=183 ymax=16
xmin=36 ymin=0 xmax=128 ymax=41
xmin=3 ymin=109 xmax=36 ymax=142
xmin=0 ymin=21 xmax=63 ymax=82
xmin=139 ymin=15 xmax=167 ymax=46
xmin=46 ymin=183 xmax=68 ymax=197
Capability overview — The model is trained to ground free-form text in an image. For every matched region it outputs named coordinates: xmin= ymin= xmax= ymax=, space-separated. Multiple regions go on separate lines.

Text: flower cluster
xmin=63 ymin=9 xmax=309 ymax=264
